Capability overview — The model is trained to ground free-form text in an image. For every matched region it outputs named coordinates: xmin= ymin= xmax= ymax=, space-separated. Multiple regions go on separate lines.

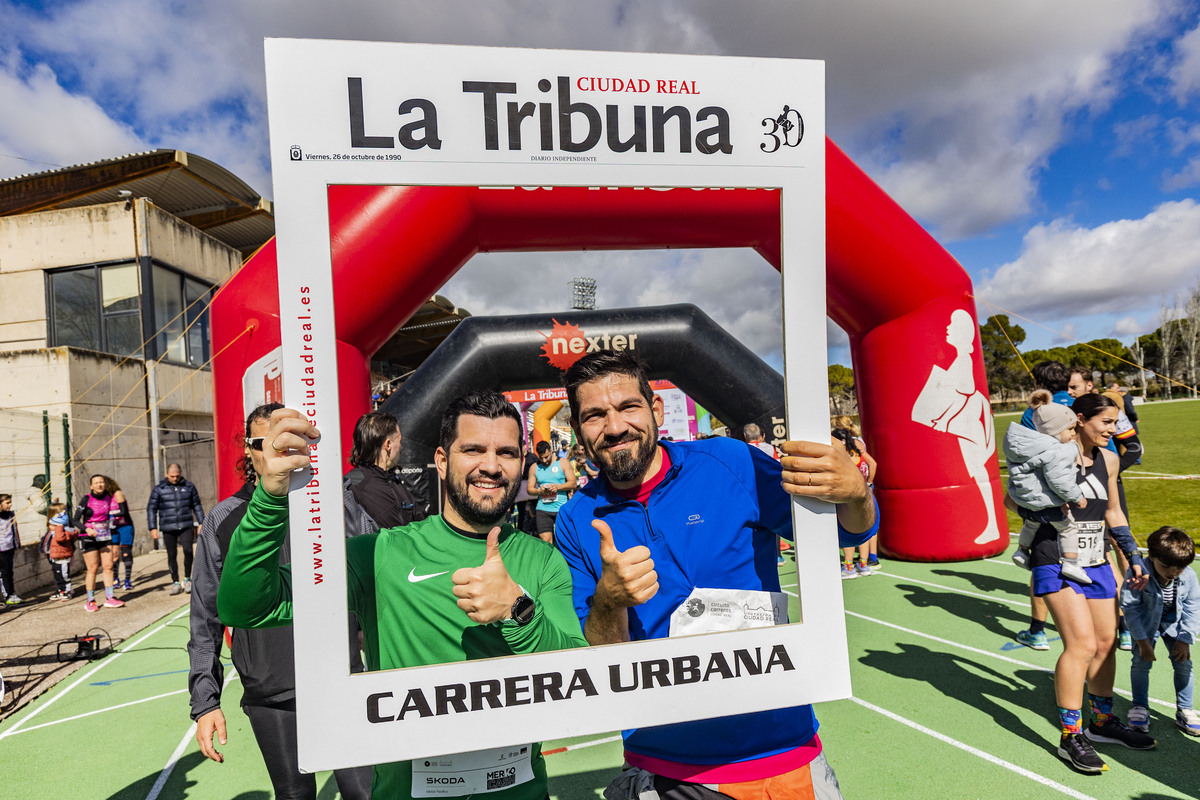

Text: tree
xmin=1159 ymin=296 xmax=1180 ymax=399
xmin=978 ymin=315 xmax=1028 ymax=403
xmin=1181 ymin=279 xmax=1200 ymax=398
xmin=828 ymin=364 xmax=855 ymax=415
xmin=1128 ymin=337 xmax=1148 ymax=398
xmin=1076 ymin=338 xmax=1128 ymax=384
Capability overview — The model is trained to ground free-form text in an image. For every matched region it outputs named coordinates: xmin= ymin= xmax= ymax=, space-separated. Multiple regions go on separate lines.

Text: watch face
xmin=512 ymin=595 xmax=535 ymax=625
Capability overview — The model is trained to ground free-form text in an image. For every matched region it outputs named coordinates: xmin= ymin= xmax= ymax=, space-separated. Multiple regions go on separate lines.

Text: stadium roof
xmin=0 ymin=149 xmax=274 ymax=256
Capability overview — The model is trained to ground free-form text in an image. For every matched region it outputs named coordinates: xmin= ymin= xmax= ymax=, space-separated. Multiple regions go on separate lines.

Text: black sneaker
xmin=1085 ymin=717 xmax=1157 ymax=750
xmin=1057 ymin=733 xmax=1108 ymax=773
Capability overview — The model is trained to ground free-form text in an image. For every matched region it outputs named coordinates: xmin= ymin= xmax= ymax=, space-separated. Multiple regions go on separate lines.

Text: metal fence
xmin=0 ymin=408 xmax=71 ymax=533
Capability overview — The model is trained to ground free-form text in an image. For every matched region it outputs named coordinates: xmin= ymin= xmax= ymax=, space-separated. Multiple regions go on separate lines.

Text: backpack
xmin=39 ymin=528 xmax=54 ymax=556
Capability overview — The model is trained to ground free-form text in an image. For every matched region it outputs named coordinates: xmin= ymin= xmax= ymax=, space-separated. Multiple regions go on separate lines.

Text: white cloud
xmin=441 ymin=247 xmax=785 ymax=364
xmin=0 ymin=0 xmax=1172 ymax=232
xmin=0 ymin=48 xmax=144 ymax=180
xmin=977 ymin=199 xmax=1200 ymax=319
xmin=1054 ymin=321 xmax=1079 ymax=343
xmin=1162 ymin=155 xmax=1200 ymax=191
xmin=1165 ymin=116 xmax=1200 ymax=154
xmin=1169 ymin=20 xmax=1200 ymax=102
xmin=1112 ymin=316 xmax=1144 ymax=336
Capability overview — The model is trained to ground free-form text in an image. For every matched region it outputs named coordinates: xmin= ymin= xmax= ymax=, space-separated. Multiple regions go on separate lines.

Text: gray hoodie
xmin=1002 ymin=422 xmax=1082 ymax=510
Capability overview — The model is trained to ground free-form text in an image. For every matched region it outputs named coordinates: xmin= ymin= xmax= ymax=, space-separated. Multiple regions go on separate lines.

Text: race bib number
xmin=90 ymin=520 xmax=111 ymax=542
xmin=1074 ymin=521 xmax=1107 ymax=567
xmin=412 ymin=744 xmax=534 ymax=797
xmin=669 ymin=587 xmax=789 ymax=637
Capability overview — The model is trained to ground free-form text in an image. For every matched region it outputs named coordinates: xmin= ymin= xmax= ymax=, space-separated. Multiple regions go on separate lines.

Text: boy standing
xmin=1121 ymin=526 xmax=1200 ymax=736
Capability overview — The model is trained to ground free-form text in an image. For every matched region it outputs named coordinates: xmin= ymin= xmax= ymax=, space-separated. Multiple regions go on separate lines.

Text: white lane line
xmin=869 ymin=570 xmax=1030 ymax=608
xmin=850 ymin=697 xmax=1100 ymax=800
xmin=3 ymin=689 xmax=189 ymax=735
xmin=146 ymin=668 xmax=239 ymax=800
xmin=843 ymin=610 xmax=1175 ymax=710
xmin=146 ymin=721 xmax=198 ymax=800
xmin=542 ymin=734 xmax=623 ymax=755
xmin=0 ymin=607 xmax=191 ymax=741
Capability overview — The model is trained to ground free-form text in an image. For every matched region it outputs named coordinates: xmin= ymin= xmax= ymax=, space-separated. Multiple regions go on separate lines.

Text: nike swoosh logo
xmin=408 ymin=569 xmax=448 ymax=583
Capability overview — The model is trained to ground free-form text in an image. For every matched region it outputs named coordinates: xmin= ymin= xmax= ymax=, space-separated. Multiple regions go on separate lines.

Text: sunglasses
xmin=245 ymin=437 xmax=265 ymax=451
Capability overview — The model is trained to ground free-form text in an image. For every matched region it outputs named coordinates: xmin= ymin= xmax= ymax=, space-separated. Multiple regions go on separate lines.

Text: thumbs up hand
xmin=452 ymin=527 xmax=523 ymax=624
xmin=593 ymin=519 xmax=658 ymax=609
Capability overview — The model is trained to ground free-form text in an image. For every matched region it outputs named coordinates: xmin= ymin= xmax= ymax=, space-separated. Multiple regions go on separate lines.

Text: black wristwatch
xmin=510 ymin=593 xmax=536 ymax=626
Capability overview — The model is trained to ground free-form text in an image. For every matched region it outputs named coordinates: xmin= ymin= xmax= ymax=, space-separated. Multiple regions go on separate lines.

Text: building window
xmin=153 ymin=265 xmax=213 ymax=367
xmin=48 ymin=263 xmax=142 ymax=357
xmin=47 ymin=262 xmax=213 ymax=365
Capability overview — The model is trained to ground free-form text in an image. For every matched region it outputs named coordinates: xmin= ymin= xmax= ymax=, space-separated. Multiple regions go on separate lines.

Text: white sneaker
xmin=1060 ymin=561 xmax=1092 ymax=585
xmin=1128 ymin=705 xmax=1150 ymax=732
xmin=1177 ymin=708 xmax=1200 ymax=736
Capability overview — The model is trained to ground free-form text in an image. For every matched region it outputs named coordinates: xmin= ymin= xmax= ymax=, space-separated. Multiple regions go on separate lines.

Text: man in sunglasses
xmin=218 ymin=392 xmax=586 ymax=800
xmin=189 ymin=403 xmax=373 ymax=800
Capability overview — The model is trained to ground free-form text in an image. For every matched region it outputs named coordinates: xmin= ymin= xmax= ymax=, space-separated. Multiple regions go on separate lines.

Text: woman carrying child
xmin=1014 ymin=393 xmax=1155 ymax=773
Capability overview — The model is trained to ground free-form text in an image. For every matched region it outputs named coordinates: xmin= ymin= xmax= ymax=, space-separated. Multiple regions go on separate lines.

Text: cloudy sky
xmin=3 ymin=0 xmax=1200 ymax=370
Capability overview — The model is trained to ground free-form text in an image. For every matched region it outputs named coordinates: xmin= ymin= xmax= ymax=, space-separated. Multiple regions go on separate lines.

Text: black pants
xmin=48 ymin=559 xmax=71 ymax=592
xmin=243 ymin=699 xmax=373 ymax=800
xmin=0 ymin=548 xmax=14 ymax=597
xmin=163 ymin=529 xmax=195 ymax=583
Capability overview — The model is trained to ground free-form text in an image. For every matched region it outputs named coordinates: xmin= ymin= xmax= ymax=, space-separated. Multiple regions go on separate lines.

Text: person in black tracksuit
xmin=188 ymin=403 xmax=373 ymax=800
xmin=342 ymin=410 xmax=425 ymax=530
xmin=147 ymin=464 xmax=205 ymax=594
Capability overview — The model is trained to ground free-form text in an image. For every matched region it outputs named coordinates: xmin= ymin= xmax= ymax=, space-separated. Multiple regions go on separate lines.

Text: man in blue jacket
xmin=148 ymin=463 xmax=205 ymax=595
xmin=554 ymin=351 xmax=877 ymax=800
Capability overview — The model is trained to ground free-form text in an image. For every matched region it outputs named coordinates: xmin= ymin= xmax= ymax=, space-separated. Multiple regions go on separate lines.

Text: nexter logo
xmin=540 ymin=319 xmax=639 ymax=371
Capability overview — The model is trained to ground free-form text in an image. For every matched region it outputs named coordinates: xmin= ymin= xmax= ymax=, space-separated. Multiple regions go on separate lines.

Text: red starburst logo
xmin=540 ymin=319 xmax=587 ymax=371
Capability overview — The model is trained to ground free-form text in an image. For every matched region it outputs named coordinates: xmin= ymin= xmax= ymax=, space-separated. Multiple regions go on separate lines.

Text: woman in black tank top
xmin=1029 ymin=394 xmax=1154 ymax=772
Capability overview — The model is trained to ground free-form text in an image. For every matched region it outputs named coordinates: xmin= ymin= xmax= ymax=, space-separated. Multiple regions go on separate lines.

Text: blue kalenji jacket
xmin=555 ymin=437 xmax=877 ymax=768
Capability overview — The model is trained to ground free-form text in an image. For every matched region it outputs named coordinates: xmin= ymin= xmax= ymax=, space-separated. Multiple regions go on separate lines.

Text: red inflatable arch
xmin=212 ymin=138 xmax=1005 ymax=562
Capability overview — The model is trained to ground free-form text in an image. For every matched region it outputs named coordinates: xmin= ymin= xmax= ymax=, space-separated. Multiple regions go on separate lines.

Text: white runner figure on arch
xmin=911 ymin=309 xmax=1000 ymax=544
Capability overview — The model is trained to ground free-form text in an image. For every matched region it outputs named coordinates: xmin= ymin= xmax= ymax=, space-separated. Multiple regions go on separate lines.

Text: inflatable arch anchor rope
xmin=212 ymin=138 xmax=1004 ymax=562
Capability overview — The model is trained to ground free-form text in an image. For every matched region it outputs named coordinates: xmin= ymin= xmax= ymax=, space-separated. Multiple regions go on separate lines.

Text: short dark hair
xmin=350 ymin=411 xmax=400 ymax=467
xmin=563 ymin=351 xmax=655 ymax=424
xmin=439 ymin=391 xmax=522 ymax=453
xmin=1069 ymin=365 xmax=1093 ymax=384
xmin=1031 ymin=360 xmax=1070 ymax=393
xmin=238 ymin=402 xmax=284 ymax=484
xmin=1071 ymin=392 xmax=1117 ymax=420
xmin=535 ymin=441 xmax=551 ymax=455
xmin=1147 ymin=526 xmax=1196 ymax=569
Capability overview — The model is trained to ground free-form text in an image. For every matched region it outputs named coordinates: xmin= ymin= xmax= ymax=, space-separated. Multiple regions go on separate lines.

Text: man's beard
xmin=445 ymin=467 xmax=520 ymax=527
xmin=590 ymin=429 xmax=658 ymax=484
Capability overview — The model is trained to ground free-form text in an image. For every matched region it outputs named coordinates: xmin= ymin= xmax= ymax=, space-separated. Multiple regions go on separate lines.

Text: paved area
xmin=0 ymin=548 xmax=191 ymax=721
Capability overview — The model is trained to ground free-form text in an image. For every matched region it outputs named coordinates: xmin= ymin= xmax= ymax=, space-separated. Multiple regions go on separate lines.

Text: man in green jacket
xmin=218 ymin=390 xmax=587 ymax=799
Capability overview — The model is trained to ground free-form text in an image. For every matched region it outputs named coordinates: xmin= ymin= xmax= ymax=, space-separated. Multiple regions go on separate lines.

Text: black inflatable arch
xmin=381 ymin=304 xmax=784 ymax=512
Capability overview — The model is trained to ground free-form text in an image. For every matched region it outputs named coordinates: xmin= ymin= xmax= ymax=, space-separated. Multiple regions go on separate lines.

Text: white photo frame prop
xmin=264 ymin=39 xmax=843 ymax=772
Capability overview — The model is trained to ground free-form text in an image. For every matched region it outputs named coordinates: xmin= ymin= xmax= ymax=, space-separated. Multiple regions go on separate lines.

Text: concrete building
xmin=0 ymin=150 xmax=274 ymax=597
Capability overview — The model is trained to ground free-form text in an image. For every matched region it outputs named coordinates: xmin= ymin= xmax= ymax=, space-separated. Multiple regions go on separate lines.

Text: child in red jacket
xmin=46 ymin=503 xmax=77 ymax=601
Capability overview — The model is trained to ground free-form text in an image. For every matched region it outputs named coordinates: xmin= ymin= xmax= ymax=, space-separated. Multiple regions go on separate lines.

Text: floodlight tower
xmin=570 ymin=276 xmax=596 ymax=310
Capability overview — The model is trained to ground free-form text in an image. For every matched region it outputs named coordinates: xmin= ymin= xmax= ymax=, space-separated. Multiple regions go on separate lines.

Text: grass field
xmin=994 ymin=398 xmax=1200 ymax=544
